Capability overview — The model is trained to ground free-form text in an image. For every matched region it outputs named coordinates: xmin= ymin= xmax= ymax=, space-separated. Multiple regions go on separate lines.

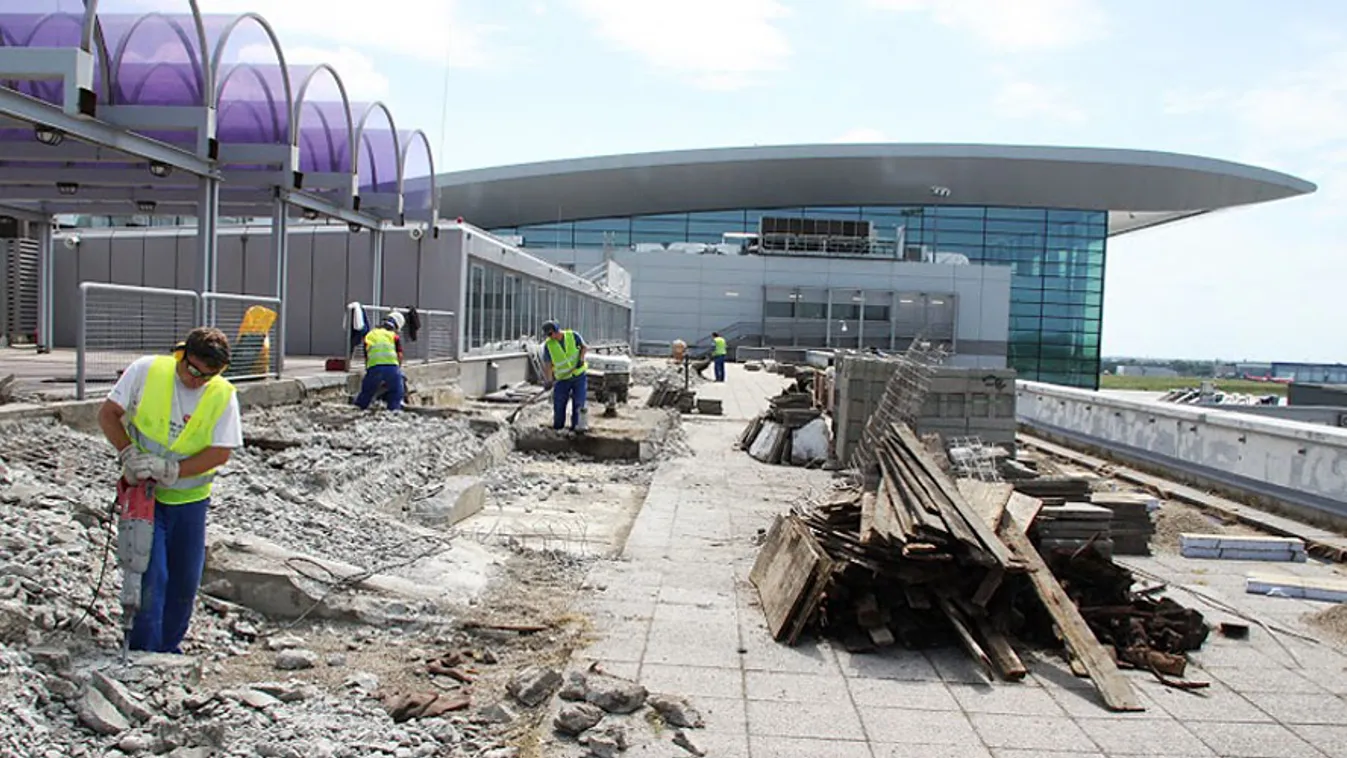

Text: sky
xmin=151 ymin=0 xmax=1347 ymax=363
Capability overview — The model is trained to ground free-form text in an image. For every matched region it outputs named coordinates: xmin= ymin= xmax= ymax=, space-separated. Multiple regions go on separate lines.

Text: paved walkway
xmin=565 ymin=400 xmax=1347 ymax=757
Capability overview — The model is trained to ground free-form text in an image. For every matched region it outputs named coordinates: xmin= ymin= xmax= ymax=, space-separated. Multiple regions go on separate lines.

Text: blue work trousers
xmin=714 ymin=355 xmax=727 ymax=382
xmin=129 ymin=498 xmax=208 ymax=654
xmin=355 ymin=364 xmax=404 ymax=411
xmin=553 ymin=373 xmax=588 ymax=430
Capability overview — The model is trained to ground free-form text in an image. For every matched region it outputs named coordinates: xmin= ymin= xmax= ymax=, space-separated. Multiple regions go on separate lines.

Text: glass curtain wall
xmin=464 ymin=259 xmax=631 ymax=356
xmin=496 ymin=205 xmax=1105 ymax=388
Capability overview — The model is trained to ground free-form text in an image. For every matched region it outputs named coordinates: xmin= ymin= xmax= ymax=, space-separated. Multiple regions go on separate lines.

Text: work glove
xmin=118 ymin=447 xmax=153 ymax=484
xmin=146 ymin=456 xmax=180 ymax=487
xmin=544 ymin=379 xmax=555 ymax=390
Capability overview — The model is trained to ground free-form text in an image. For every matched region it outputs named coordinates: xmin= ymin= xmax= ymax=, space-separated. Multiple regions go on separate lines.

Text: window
xmin=469 ymin=265 xmax=484 ymax=349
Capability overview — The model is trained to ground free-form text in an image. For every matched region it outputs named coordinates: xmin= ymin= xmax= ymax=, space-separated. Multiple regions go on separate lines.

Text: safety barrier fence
xmin=343 ymin=305 xmax=457 ymax=373
xmin=77 ymin=283 xmax=200 ymax=400
xmin=203 ymin=292 xmax=283 ymax=383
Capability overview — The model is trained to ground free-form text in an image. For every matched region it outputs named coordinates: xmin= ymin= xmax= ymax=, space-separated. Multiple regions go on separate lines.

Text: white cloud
xmin=1226 ymin=52 xmax=1347 ymax=154
xmin=572 ymin=0 xmax=791 ymax=90
xmin=865 ymin=0 xmax=1107 ymax=51
xmin=1161 ymin=88 xmax=1230 ymax=116
xmin=993 ymin=78 xmax=1086 ymax=123
xmin=136 ymin=0 xmax=498 ymax=68
xmin=832 ymin=127 xmax=888 ymax=143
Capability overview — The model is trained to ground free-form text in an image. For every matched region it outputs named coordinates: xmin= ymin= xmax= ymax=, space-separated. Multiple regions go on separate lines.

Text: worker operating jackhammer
xmin=540 ymin=320 xmax=589 ymax=433
xmin=97 ymin=327 xmax=243 ymax=655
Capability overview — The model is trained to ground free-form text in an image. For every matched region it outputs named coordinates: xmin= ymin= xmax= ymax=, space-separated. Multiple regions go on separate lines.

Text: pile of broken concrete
xmin=507 ymin=665 xmax=708 ymax=757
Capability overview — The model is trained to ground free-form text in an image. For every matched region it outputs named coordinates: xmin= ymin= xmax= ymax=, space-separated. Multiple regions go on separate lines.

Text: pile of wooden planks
xmin=750 ymin=421 xmax=1184 ymax=712
xmin=1012 ymin=476 xmax=1093 ymax=504
xmin=738 ymin=391 xmax=829 ymax=467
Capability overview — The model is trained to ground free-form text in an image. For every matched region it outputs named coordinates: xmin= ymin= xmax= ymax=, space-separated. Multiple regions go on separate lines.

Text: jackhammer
xmin=115 ymin=478 xmax=155 ymax=664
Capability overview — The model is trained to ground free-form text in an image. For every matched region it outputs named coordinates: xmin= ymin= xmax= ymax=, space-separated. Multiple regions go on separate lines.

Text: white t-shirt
xmin=107 ymin=356 xmax=244 ymax=449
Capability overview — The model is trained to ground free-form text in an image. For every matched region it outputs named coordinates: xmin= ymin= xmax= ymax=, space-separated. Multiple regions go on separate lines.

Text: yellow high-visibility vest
xmin=364 ymin=328 xmax=400 ymax=367
xmin=129 ymin=356 xmax=235 ymax=504
xmin=713 ymin=336 xmax=727 ymax=356
xmin=545 ymin=330 xmax=587 ymax=380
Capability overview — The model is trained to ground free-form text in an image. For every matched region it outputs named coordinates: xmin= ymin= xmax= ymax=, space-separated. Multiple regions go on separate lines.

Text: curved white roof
xmin=434 ymin=143 xmax=1315 ymax=235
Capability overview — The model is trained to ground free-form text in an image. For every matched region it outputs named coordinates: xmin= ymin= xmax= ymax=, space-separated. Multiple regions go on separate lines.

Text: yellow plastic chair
xmin=225 ymin=305 xmax=277 ymax=378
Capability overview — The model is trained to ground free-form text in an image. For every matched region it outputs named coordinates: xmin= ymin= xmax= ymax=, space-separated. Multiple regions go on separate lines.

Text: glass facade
xmin=493 ymin=205 xmax=1107 ymax=388
xmin=464 ymin=259 xmax=630 ymax=356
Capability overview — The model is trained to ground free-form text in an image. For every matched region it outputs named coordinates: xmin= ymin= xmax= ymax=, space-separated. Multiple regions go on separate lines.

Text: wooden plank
xmin=974 ymin=618 xmax=1028 ymax=681
xmin=859 ymin=491 xmax=877 ymax=544
xmin=996 ymin=509 xmax=1144 ymax=712
xmin=874 ymin=459 xmax=914 ymax=543
xmin=750 ymin=516 xmax=826 ymax=642
xmin=935 ymin=594 xmax=994 ymax=679
xmin=881 ymin=439 xmax=956 ymax=539
xmin=895 ymin=424 xmax=1020 ymax=570
xmin=1005 ymin=492 xmax=1045 ymax=536
xmin=958 ymin=480 xmax=1015 ymax=531
xmin=970 ymin=568 xmax=1005 ymax=609
xmin=786 ymin=541 xmax=835 ymax=646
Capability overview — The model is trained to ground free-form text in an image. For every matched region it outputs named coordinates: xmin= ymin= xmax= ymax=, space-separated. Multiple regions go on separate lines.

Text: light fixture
xmin=929 ymin=185 xmax=951 ymax=198
xmin=301 ymin=208 xmax=320 ymax=221
xmin=348 ymin=222 xmax=362 ymax=233
xmin=899 ymin=299 xmax=914 ymax=304
xmin=931 ymin=299 xmax=945 ymax=305
xmin=34 ymin=125 xmax=65 ymax=146
xmin=148 ymin=161 xmax=172 ymax=178
xmin=136 ymin=200 xmax=157 ymax=213
xmin=56 ymin=182 xmax=79 ymax=196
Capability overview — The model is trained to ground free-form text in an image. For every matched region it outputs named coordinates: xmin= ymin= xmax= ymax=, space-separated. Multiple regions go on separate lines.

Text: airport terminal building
xmin=436 ymin=144 xmax=1314 ymax=388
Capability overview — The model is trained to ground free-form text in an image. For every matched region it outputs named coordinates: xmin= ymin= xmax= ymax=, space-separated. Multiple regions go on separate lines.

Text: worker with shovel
xmin=540 ymin=320 xmax=589 ymax=433
xmin=97 ymin=327 xmax=243 ymax=655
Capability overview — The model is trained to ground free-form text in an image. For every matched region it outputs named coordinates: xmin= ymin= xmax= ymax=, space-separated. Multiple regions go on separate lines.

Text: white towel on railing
xmin=348 ymin=301 xmax=366 ymax=332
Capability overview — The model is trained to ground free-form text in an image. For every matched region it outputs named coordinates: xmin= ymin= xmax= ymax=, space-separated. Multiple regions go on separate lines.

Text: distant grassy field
xmin=1099 ymin=375 xmax=1288 ymax=396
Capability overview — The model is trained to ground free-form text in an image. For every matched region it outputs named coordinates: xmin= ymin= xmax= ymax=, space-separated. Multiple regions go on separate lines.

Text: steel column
xmin=196 ymin=176 xmax=220 ymax=325
xmin=272 ymin=197 xmax=289 ymax=377
xmin=36 ymin=217 xmax=53 ymax=353
xmin=370 ymin=229 xmax=385 ymax=307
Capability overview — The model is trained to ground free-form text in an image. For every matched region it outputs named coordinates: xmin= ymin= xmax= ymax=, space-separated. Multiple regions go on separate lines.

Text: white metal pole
xmin=272 ymin=197 xmax=289 ymax=377
xmin=36 ymin=218 xmax=53 ymax=353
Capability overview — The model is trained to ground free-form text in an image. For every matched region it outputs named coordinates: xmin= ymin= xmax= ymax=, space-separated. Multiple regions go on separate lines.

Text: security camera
xmin=62 ymin=234 xmax=81 ymax=249
xmin=409 ymin=227 xmax=424 ymax=241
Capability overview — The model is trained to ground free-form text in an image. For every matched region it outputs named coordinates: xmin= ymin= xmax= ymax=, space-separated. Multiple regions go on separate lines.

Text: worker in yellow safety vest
xmin=97 ymin=327 xmax=243 ymax=653
xmin=355 ymin=311 xmax=406 ymax=411
xmin=540 ymin=320 xmax=589 ymax=431
xmin=711 ymin=332 xmax=728 ymax=382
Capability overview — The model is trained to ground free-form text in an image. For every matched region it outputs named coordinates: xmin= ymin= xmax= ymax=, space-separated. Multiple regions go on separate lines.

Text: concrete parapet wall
xmin=1017 ymin=381 xmax=1347 ymax=529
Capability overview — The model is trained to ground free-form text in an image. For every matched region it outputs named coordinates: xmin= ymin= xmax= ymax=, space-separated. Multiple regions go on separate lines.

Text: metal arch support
xmin=292 ymin=65 xmax=357 ymax=175
xmin=0 ymin=88 xmax=218 ymax=178
xmin=272 ymin=195 xmax=289 ymax=377
xmin=370 ymin=228 xmax=385 ymax=307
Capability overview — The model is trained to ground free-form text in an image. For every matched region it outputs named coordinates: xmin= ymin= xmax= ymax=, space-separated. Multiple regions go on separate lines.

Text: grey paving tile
xmin=1243 ymin=691 xmax=1347 ymax=725
xmin=744 ymin=670 xmax=850 ymax=703
xmin=1044 ymin=681 xmax=1169 ymax=720
xmin=1291 ymin=658 xmax=1347 ymax=695
xmin=835 ymin=648 xmax=941 ymax=681
xmin=876 ymin=745 xmax=994 ymax=758
xmin=858 ymin=707 xmax=982 ymax=746
xmin=680 ymin=729 xmax=749 ymax=758
xmin=577 ymin=597 xmax=658 ymax=622
xmin=846 ymin=676 xmax=959 ymax=711
xmin=568 ymin=657 xmax=641 ymax=681
xmin=1075 ymin=717 xmax=1215 ymax=756
xmin=656 ymin=584 xmax=736 ymax=607
xmin=968 ymin=713 xmax=1097 ymax=752
xmin=1189 ymin=641 xmax=1288 ymax=670
xmin=928 ymin=647 xmax=1000 ymax=685
xmin=579 ymin=632 xmax=647 ymax=664
xmin=653 ymin=601 xmax=739 ymax=628
xmin=746 ymin=698 xmax=865 ymax=740
xmin=1289 ymin=724 xmax=1347 ymax=758
xmin=740 ymin=639 xmax=837 ymax=675
xmin=695 ymin=695 xmax=750 ymax=734
xmin=991 ymin=751 xmax=1100 ymax=758
xmin=1027 ymin=653 xmax=1096 ymax=691
xmin=750 ymin=736 xmax=872 ymax=758
xmin=1140 ymin=680 xmax=1273 ymax=723
xmin=639 ymin=663 xmax=743 ymax=700
xmin=950 ymin=684 xmax=1067 ymax=716
xmin=1185 ymin=721 xmax=1326 ymax=758
xmin=1200 ymin=665 xmax=1329 ymax=694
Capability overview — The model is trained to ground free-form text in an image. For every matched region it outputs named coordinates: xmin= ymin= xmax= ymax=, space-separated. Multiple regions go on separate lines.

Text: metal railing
xmin=77 ymin=282 xmax=201 ymax=400
xmin=204 ymin=292 xmax=283 ymax=382
xmin=344 ymin=304 xmax=458 ymax=371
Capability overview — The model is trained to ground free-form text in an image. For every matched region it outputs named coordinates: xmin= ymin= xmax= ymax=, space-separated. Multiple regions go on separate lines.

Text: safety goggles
xmin=183 ymin=355 xmax=226 ymax=379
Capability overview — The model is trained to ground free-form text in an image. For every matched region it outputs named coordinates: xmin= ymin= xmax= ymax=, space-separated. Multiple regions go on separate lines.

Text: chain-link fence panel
xmin=77 ymin=283 xmax=200 ymax=400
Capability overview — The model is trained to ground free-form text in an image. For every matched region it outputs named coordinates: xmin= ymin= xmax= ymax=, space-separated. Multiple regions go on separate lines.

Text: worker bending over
xmin=97 ymin=327 xmax=243 ymax=654
xmin=540 ymin=320 xmax=588 ymax=431
xmin=355 ymin=311 xmax=406 ymax=411
xmin=711 ymin=332 xmax=728 ymax=382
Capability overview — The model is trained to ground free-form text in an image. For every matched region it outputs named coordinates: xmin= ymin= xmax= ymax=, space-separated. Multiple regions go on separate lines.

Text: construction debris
xmin=1033 ymin=503 xmax=1116 ymax=560
xmin=1090 ymin=492 xmax=1159 ymax=556
xmin=1012 ymin=476 xmax=1094 ymax=503
xmin=1246 ymin=571 xmax=1347 ymax=602
xmin=737 ymin=385 xmax=828 ymax=467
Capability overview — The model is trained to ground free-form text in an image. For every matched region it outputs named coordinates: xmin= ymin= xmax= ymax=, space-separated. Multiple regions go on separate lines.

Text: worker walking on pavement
xmin=97 ymin=327 xmax=243 ymax=654
xmin=712 ymin=332 xmax=728 ymax=382
xmin=355 ymin=311 xmax=406 ymax=411
xmin=540 ymin=320 xmax=588 ymax=432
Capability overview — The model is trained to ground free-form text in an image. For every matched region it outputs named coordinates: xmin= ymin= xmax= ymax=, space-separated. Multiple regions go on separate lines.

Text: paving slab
xmin=561 ymin=414 xmax=1347 ymax=758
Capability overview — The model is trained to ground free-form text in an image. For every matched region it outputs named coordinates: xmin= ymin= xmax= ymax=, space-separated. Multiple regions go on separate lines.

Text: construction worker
xmin=96 ymin=327 xmax=242 ymax=654
xmin=355 ymin=311 xmax=405 ymax=411
xmin=712 ymin=332 xmax=728 ymax=382
xmin=540 ymin=320 xmax=588 ymax=431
